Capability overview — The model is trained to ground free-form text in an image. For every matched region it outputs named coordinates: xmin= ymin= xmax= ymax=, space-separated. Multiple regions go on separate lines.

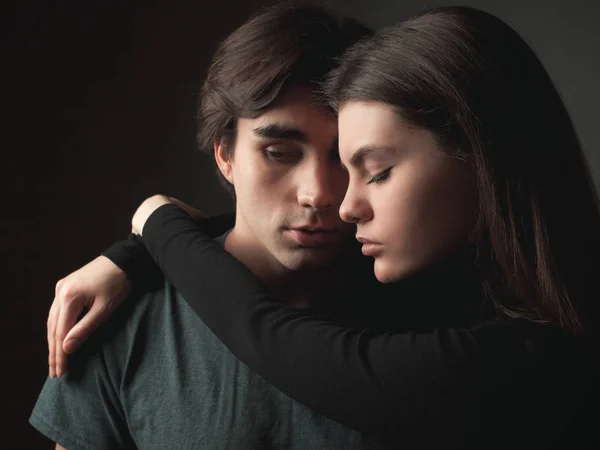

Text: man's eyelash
xmin=263 ymin=149 xmax=299 ymax=162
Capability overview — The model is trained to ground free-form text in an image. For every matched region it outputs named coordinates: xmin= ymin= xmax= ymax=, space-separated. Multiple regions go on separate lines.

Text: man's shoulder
xmin=26 ymin=288 xmax=178 ymax=450
xmin=66 ymin=281 xmax=188 ymax=368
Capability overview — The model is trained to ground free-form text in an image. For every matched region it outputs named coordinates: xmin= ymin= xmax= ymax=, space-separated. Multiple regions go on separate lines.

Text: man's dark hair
xmin=197 ymin=1 xmax=371 ymax=163
xmin=327 ymin=6 xmax=600 ymax=336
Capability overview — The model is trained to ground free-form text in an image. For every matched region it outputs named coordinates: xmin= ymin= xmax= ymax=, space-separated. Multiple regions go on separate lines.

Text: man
xmin=31 ymin=3 xmax=377 ymax=449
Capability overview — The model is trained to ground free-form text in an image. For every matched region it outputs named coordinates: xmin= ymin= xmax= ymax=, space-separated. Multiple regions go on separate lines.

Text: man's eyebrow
xmin=349 ymin=145 xmax=396 ymax=167
xmin=253 ymin=123 xmax=308 ymax=142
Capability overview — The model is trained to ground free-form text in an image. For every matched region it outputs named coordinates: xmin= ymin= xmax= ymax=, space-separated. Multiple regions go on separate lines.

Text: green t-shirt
xmin=30 ymin=277 xmax=369 ymax=449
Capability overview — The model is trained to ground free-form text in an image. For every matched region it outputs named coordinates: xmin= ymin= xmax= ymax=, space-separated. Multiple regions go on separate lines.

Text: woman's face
xmin=338 ymin=101 xmax=476 ymax=283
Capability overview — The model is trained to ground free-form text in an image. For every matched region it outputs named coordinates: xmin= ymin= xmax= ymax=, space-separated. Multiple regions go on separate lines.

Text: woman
xmin=49 ymin=6 xmax=599 ymax=448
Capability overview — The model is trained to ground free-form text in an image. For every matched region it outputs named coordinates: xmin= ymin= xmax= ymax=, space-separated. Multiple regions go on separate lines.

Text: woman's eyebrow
xmin=349 ymin=145 xmax=396 ymax=167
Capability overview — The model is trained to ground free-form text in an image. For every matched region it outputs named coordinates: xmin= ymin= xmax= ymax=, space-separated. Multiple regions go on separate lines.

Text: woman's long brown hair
xmin=327 ymin=6 xmax=600 ymax=335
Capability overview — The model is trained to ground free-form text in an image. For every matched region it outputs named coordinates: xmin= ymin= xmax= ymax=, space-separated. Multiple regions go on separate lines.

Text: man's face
xmin=216 ymin=85 xmax=354 ymax=272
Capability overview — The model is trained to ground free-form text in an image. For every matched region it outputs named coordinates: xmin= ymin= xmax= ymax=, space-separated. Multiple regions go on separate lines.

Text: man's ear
xmin=214 ymin=140 xmax=234 ymax=185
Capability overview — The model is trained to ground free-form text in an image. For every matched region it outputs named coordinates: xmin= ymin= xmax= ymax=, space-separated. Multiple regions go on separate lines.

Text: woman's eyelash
xmin=367 ymin=167 xmax=393 ymax=185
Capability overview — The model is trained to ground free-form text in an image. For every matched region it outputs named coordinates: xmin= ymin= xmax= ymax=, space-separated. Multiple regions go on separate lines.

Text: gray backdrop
xmin=329 ymin=0 xmax=600 ymax=188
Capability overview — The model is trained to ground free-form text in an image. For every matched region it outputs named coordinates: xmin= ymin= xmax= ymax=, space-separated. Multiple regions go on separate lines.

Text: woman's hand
xmin=48 ymin=256 xmax=133 ymax=377
xmin=132 ymin=195 xmax=204 ymax=236
xmin=47 ymin=195 xmax=204 ymax=378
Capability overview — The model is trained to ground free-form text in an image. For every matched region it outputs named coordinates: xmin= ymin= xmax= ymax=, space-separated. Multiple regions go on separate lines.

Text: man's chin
xmin=278 ymin=248 xmax=340 ymax=271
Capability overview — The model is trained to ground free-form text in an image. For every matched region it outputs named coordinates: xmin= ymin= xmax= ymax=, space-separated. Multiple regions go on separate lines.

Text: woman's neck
xmin=354 ymin=245 xmax=487 ymax=331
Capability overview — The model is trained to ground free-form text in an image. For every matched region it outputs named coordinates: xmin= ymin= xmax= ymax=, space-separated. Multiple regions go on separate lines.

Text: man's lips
xmin=290 ymin=226 xmax=337 ymax=232
xmin=285 ymin=227 xmax=338 ymax=247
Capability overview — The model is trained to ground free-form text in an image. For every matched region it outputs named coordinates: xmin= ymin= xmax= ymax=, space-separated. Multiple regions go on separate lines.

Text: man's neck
xmin=223 ymin=226 xmax=339 ymax=309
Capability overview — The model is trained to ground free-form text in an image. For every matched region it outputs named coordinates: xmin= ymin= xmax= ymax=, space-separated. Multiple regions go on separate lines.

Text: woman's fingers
xmin=63 ymin=300 xmax=110 ymax=355
xmin=46 ymin=256 xmax=133 ymax=377
xmin=47 ymin=299 xmax=59 ymax=378
xmin=53 ymin=289 xmax=86 ymax=377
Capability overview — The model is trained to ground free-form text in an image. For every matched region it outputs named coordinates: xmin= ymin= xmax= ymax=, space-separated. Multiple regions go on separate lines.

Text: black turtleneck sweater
xmin=104 ymin=204 xmax=598 ymax=449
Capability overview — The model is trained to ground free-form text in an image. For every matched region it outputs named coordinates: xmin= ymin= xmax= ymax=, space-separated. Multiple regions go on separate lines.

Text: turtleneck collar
xmin=330 ymin=244 xmax=487 ymax=331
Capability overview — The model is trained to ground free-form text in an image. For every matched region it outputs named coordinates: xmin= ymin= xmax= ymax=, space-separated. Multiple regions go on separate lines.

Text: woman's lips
xmin=356 ymin=235 xmax=383 ymax=256
xmin=360 ymin=243 xmax=383 ymax=256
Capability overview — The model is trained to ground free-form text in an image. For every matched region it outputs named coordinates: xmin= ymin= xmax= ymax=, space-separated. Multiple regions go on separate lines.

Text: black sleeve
xmin=102 ymin=234 xmax=165 ymax=291
xmin=142 ymin=203 xmax=589 ymax=447
xmin=101 ymin=215 xmax=235 ymax=292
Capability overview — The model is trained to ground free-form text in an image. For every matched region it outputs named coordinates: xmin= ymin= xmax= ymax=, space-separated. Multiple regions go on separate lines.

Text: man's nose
xmin=297 ymin=163 xmax=336 ymax=210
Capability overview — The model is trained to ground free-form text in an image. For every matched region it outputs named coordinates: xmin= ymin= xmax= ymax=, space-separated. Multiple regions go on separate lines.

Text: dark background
xmin=4 ymin=0 xmax=598 ymax=447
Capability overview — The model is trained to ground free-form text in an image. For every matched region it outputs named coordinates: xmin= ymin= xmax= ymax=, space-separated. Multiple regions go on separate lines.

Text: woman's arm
xmin=141 ymin=203 xmax=587 ymax=446
xmin=102 ymin=233 xmax=166 ymax=291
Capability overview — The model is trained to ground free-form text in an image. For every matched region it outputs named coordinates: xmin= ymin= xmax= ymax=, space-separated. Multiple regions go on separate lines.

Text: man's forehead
xmin=270 ymin=83 xmax=329 ymax=108
xmin=234 ymin=84 xmax=338 ymax=144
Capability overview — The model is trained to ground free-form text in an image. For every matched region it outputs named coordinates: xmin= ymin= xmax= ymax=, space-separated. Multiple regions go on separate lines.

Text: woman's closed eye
xmin=367 ymin=167 xmax=393 ymax=185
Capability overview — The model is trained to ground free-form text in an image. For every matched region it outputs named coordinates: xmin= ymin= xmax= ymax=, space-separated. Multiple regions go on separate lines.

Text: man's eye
xmin=264 ymin=148 xmax=300 ymax=162
xmin=367 ymin=167 xmax=393 ymax=185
